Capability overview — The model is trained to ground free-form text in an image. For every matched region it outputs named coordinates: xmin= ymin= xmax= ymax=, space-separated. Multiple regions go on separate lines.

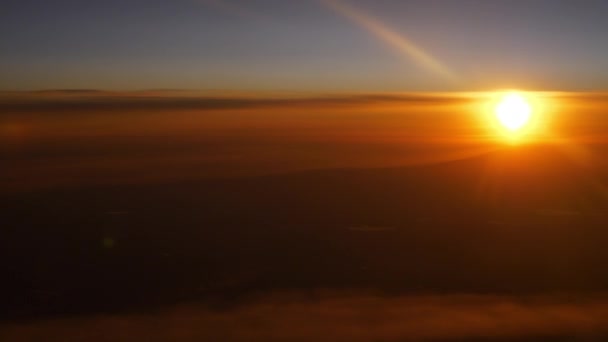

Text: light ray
xmin=323 ymin=0 xmax=456 ymax=81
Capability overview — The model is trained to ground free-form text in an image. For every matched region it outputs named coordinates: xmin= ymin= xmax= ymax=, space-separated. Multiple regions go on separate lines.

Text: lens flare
xmin=323 ymin=0 xmax=456 ymax=81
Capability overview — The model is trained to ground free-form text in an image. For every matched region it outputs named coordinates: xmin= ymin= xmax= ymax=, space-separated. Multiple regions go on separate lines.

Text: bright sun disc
xmin=494 ymin=92 xmax=532 ymax=131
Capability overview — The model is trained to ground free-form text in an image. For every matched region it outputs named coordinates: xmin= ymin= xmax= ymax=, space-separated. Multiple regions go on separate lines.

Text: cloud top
xmin=3 ymin=293 xmax=608 ymax=341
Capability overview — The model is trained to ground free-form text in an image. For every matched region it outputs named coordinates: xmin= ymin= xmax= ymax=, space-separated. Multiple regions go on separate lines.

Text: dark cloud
xmin=550 ymin=91 xmax=608 ymax=101
xmin=0 ymin=91 xmax=469 ymax=114
xmin=2 ymin=293 xmax=608 ymax=341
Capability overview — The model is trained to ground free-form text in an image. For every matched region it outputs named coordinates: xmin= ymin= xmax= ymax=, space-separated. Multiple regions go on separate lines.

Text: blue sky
xmin=2 ymin=0 xmax=608 ymax=91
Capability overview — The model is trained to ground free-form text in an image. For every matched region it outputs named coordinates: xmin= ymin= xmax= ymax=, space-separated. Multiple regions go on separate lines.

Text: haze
xmin=3 ymin=1 xmax=608 ymax=342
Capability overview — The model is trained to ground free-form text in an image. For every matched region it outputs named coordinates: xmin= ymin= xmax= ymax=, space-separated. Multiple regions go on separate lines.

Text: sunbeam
xmin=323 ymin=0 xmax=457 ymax=81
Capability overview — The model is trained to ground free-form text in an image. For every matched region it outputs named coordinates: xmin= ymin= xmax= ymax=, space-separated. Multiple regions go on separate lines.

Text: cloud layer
xmin=3 ymin=293 xmax=608 ymax=341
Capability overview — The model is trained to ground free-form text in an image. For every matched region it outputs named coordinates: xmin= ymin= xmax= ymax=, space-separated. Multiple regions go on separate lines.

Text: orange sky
xmin=2 ymin=91 xmax=608 ymax=191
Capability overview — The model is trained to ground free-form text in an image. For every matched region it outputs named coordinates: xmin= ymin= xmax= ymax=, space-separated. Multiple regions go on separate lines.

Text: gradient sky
xmin=2 ymin=0 xmax=608 ymax=91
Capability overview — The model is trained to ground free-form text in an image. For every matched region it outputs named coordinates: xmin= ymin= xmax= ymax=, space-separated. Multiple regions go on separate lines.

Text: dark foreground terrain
xmin=2 ymin=146 xmax=608 ymax=318
xmin=0 ymin=148 xmax=608 ymax=341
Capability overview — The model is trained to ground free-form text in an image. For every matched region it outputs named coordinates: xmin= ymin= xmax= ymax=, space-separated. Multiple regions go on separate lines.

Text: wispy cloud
xmin=0 ymin=91 xmax=469 ymax=113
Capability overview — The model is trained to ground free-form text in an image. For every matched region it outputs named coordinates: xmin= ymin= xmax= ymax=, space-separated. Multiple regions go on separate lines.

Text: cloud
xmin=0 ymin=91 xmax=470 ymax=113
xmin=2 ymin=293 xmax=608 ymax=341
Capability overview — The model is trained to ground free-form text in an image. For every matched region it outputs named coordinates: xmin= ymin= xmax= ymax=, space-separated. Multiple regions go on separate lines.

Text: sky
xmin=2 ymin=0 xmax=608 ymax=92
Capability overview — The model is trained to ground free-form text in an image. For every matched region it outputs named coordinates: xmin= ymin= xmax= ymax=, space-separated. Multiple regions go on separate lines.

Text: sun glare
xmin=485 ymin=91 xmax=543 ymax=143
xmin=495 ymin=92 xmax=532 ymax=131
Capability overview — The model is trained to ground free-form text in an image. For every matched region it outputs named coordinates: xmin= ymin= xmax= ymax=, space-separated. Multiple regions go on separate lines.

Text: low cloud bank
xmin=0 ymin=91 xmax=471 ymax=113
xmin=2 ymin=293 xmax=608 ymax=341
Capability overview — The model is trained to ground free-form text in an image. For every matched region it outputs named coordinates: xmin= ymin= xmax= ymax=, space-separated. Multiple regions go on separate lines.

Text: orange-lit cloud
xmin=3 ymin=90 xmax=608 ymax=192
xmin=3 ymin=293 xmax=608 ymax=341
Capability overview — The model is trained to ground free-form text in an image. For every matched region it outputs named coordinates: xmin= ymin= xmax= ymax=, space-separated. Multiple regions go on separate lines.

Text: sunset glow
xmin=5 ymin=2 xmax=608 ymax=341
xmin=495 ymin=92 xmax=532 ymax=132
xmin=485 ymin=91 xmax=544 ymax=143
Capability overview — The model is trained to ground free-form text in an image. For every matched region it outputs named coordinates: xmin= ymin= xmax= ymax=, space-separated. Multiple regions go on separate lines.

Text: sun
xmin=481 ymin=90 xmax=546 ymax=143
xmin=494 ymin=92 xmax=532 ymax=132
